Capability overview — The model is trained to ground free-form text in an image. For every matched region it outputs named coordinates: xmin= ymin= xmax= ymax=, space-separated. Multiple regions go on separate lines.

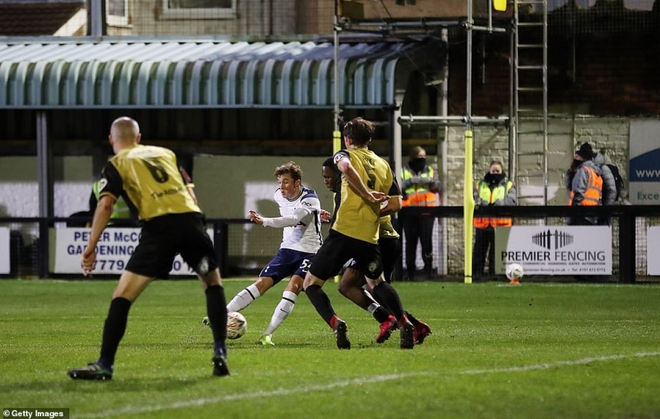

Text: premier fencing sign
xmin=49 ymin=227 xmax=212 ymax=275
xmin=0 ymin=227 xmax=10 ymax=274
xmin=495 ymin=226 xmax=612 ymax=275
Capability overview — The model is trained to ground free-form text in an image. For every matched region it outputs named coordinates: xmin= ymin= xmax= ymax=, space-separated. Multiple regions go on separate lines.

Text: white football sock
xmin=226 ymin=284 xmax=261 ymax=312
xmin=262 ymin=291 xmax=297 ymax=336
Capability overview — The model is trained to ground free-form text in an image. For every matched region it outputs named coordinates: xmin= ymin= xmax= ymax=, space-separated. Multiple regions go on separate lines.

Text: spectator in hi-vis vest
xmin=565 ymin=142 xmax=613 ymax=225
xmin=400 ymin=146 xmax=441 ymax=281
xmin=473 ymin=160 xmax=516 ymax=281
xmin=566 ymin=142 xmax=603 ymax=226
xmin=89 ymin=179 xmax=132 ymax=226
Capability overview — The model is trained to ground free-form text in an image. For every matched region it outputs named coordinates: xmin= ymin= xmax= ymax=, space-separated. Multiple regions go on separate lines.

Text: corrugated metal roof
xmin=0 ymin=40 xmax=435 ymax=109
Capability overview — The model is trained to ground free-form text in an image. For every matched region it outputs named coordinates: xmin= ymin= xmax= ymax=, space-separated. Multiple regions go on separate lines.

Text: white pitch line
xmin=78 ymin=351 xmax=660 ymax=419
xmin=459 ymin=352 xmax=660 ymax=375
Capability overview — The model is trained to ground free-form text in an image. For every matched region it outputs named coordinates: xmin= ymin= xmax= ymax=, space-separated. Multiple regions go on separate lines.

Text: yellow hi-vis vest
xmin=92 ymin=180 xmax=131 ymax=221
xmin=401 ymin=166 xmax=440 ymax=207
xmin=473 ymin=180 xmax=513 ymax=228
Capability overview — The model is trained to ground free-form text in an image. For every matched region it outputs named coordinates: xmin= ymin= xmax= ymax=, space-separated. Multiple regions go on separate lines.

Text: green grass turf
xmin=1 ymin=279 xmax=660 ymax=419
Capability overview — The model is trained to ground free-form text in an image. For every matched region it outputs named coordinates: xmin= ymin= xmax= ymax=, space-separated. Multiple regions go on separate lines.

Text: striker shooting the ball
xmin=213 ymin=161 xmax=323 ymax=346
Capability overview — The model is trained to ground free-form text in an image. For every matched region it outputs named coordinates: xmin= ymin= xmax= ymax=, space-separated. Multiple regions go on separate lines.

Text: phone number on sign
xmin=91 ymin=259 xmax=188 ymax=272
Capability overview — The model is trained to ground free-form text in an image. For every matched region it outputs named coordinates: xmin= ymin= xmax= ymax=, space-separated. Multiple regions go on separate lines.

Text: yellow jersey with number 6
xmin=100 ymin=144 xmax=200 ymax=221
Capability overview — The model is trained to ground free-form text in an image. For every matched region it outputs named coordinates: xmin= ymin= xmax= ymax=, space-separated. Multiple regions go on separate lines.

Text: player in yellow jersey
xmin=321 ymin=157 xmax=432 ymax=345
xmin=303 ymin=117 xmax=415 ymax=349
xmin=68 ymin=117 xmax=230 ymax=380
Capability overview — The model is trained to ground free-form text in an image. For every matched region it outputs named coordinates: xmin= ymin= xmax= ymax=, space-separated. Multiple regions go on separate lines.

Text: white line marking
xmin=78 ymin=352 xmax=660 ymax=418
xmin=459 ymin=352 xmax=660 ymax=375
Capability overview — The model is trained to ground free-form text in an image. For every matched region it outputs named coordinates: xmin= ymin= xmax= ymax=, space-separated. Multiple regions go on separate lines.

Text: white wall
xmin=195 ymin=155 xmax=335 ymax=219
xmin=0 ymin=155 xmax=335 ymax=220
xmin=0 ymin=156 xmax=92 ymax=218
xmin=0 ymin=118 xmax=633 ymax=219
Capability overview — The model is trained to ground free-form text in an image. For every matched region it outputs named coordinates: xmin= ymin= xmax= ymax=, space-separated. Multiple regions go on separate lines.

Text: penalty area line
xmin=79 ymin=351 xmax=660 ymax=418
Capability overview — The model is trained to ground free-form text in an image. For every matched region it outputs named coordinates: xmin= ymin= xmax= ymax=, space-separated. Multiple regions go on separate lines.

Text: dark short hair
xmin=342 ymin=117 xmax=375 ymax=146
xmin=322 ymin=157 xmax=335 ymax=169
xmin=274 ymin=161 xmax=302 ymax=181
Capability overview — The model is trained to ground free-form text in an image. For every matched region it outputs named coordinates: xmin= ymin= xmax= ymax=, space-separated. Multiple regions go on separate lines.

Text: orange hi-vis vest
xmin=569 ymin=166 xmax=603 ymax=206
xmin=473 ymin=180 xmax=513 ymax=229
xmin=401 ymin=166 xmax=440 ymax=207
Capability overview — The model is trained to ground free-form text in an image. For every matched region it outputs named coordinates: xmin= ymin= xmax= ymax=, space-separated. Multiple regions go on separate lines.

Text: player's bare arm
xmin=380 ymin=195 xmax=402 ymax=217
xmin=81 ymin=194 xmax=115 ymax=276
xmin=336 ymin=158 xmax=389 ymax=204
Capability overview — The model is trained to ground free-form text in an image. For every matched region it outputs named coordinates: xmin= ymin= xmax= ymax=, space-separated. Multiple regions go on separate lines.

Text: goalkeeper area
xmin=2 ymin=279 xmax=659 ymax=419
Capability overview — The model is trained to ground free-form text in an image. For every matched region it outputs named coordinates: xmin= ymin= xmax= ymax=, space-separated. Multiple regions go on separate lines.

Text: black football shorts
xmin=126 ymin=212 xmax=218 ymax=278
xmin=309 ymin=229 xmax=382 ymax=281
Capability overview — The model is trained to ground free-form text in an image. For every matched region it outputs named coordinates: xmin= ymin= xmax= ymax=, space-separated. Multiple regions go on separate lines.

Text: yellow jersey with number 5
xmin=332 ymin=147 xmax=394 ymax=244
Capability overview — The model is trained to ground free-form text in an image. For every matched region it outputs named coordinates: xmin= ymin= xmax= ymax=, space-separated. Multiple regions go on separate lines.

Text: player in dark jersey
xmin=321 ymin=157 xmax=432 ymax=345
xmin=303 ymin=117 xmax=415 ymax=350
xmin=68 ymin=117 xmax=230 ymax=380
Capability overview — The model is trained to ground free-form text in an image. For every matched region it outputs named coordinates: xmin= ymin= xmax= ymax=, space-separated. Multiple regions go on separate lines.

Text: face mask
xmin=572 ymin=159 xmax=583 ymax=169
xmin=409 ymin=157 xmax=426 ymax=173
xmin=485 ymin=173 xmax=505 ymax=185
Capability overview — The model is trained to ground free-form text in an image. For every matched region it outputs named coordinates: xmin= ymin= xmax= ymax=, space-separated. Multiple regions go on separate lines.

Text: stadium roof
xmin=0 ymin=39 xmax=443 ymax=109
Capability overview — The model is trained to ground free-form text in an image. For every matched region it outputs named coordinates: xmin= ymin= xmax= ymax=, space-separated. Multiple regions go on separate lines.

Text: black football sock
xmin=372 ymin=282 xmax=406 ymax=322
xmin=373 ymin=306 xmax=392 ymax=323
xmin=205 ymin=285 xmax=228 ymax=349
xmin=99 ymin=297 xmax=132 ymax=368
xmin=368 ymin=287 xmax=387 ymax=308
xmin=305 ymin=284 xmax=336 ymax=326
xmin=405 ymin=311 xmax=420 ymax=326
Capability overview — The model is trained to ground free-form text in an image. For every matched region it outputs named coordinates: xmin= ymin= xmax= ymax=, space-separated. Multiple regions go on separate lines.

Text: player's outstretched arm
xmin=249 ymin=207 xmax=313 ymax=228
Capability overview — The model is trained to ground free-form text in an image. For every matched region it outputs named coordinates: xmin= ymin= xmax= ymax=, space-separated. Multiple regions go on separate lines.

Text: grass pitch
xmin=1 ymin=279 xmax=660 ymax=419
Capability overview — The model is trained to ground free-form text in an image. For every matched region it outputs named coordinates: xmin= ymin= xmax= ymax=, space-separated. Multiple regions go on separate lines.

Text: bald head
xmin=109 ymin=117 xmax=141 ymax=153
xmin=111 ymin=117 xmax=140 ymax=141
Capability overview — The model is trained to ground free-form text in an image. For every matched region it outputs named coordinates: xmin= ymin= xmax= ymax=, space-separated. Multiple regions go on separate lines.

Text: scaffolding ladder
xmin=512 ymin=0 xmax=549 ymax=205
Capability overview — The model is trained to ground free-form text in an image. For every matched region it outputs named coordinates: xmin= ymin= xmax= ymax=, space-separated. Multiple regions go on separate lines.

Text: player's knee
xmin=287 ymin=277 xmax=303 ymax=294
xmin=337 ymin=281 xmax=349 ymax=296
xmin=302 ymin=274 xmax=323 ymax=290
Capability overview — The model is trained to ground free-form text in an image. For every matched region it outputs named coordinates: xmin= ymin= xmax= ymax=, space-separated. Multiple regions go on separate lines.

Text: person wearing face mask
xmin=400 ymin=146 xmax=441 ymax=281
xmin=564 ymin=142 xmax=606 ymax=226
xmin=473 ymin=160 xmax=517 ymax=281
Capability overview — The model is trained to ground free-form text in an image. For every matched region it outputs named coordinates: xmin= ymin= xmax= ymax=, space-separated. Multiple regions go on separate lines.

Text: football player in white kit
xmin=223 ymin=161 xmax=323 ymax=345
